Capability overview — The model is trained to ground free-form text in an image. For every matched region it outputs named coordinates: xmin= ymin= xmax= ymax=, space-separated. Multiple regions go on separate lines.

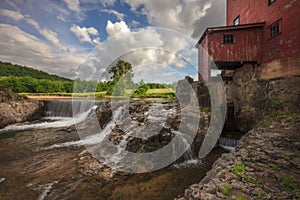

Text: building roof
xmin=196 ymin=22 xmax=265 ymax=48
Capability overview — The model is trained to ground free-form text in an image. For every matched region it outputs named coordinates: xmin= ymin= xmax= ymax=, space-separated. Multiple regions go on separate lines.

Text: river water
xmin=0 ymin=100 xmax=227 ymax=200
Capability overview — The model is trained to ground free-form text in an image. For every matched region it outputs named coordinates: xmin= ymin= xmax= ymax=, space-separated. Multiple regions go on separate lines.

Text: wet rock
xmin=95 ymin=102 xmax=113 ymax=128
xmin=0 ymin=89 xmax=43 ymax=128
xmin=0 ymin=177 xmax=5 ymax=183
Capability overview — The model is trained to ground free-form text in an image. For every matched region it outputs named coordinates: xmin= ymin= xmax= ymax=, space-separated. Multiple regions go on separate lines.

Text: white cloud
xmin=77 ymin=20 xmax=198 ymax=81
xmin=100 ymin=0 xmax=116 ymax=6
xmin=79 ymin=0 xmax=116 ymax=7
xmin=0 ymin=9 xmax=67 ymax=52
xmin=39 ymin=29 xmax=68 ymax=52
xmin=70 ymin=25 xmax=100 ymax=45
xmin=100 ymin=9 xmax=125 ymax=21
xmin=0 ymin=9 xmax=24 ymax=21
xmin=0 ymin=24 xmax=87 ymax=78
xmin=106 ymin=20 xmax=130 ymax=37
xmin=57 ymin=15 xmax=66 ymax=22
xmin=63 ymin=0 xmax=80 ymax=12
xmin=122 ymin=0 xmax=226 ymax=39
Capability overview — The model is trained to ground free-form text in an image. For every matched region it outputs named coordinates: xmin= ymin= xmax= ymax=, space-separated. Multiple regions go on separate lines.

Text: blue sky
xmin=0 ymin=0 xmax=225 ymax=83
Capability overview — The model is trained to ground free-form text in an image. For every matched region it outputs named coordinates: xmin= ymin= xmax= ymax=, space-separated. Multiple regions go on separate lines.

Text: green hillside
xmin=0 ymin=61 xmax=70 ymax=81
xmin=0 ymin=61 xmax=76 ymax=93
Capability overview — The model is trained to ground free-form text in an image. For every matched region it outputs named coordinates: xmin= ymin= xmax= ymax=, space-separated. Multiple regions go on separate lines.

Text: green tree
xmin=107 ymin=60 xmax=134 ymax=96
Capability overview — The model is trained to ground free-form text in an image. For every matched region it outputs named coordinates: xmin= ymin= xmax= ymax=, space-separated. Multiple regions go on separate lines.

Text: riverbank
xmin=23 ymin=88 xmax=175 ymax=101
xmin=178 ymin=112 xmax=300 ymax=199
xmin=0 ymin=88 xmax=43 ymax=128
xmin=0 ymin=127 xmax=227 ymax=200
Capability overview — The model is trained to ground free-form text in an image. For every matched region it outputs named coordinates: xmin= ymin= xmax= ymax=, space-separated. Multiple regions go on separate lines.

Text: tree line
xmin=0 ymin=60 xmax=177 ymax=95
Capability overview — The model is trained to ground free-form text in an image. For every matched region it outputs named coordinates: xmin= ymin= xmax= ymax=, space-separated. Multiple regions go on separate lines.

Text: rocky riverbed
xmin=0 ymin=126 xmax=227 ymax=200
xmin=0 ymin=99 xmax=228 ymax=200
xmin=178 ymin=112 xmax=300 ymax=199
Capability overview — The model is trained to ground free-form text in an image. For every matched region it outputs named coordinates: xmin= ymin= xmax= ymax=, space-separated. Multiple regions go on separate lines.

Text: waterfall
xmin=40 ymin=105 xmax=127 ymax=150
xmin=43 ymin=100 xmax=95 ymax=117
xmin=37 ymin=102 xmax=204 ymax=170
xmin=218 ymin=137 xmax=237 ymax=151
xmin=0 ymin=100 xmax=97 ymax=133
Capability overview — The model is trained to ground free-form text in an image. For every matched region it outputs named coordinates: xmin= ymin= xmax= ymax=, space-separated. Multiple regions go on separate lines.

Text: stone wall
xmin=229 ymin=64 xmax=300 ymax=132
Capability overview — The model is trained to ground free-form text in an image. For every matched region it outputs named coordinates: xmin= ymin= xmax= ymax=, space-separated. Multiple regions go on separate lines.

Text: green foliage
xmin=276 ymin=111 xmax=286 ymax=116
xmin=282 ymin=176 xmax=299 ymax=190
xmin=233 ymin=163 xmax=246 ymax=175
xmin=220 ymin=183 xmax=232 ymax=196
xmin=0 ymin=61 xmax=70 ymax=81
xmin=244 ymin=176 xmax=261 ymax=185
xmin=282 ymin=154 xmax=292 ymax=161
xmin=133 ymin=84 xmax=150 ymax=96
xmin=0 ymin=61 xmax=177 ymax=96
xmin=251 ymin=157 xmax=257 ymax=162
xmin=269 ymin=163 xmax=280 ymax=171
xmin=272 ymin=100 xmax=282 ymax=106
xmin=257 ymin=192 xmax=263 ymax=199
xmin=233 ymin=194 xmax=246 ymax=200
xmin=0 ymin=76 xmax=70 ymax=93
xmin=107 ymin=60 xmax=134 ymax=96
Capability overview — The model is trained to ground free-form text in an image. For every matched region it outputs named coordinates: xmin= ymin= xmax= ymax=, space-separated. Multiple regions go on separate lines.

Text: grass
xmin=251 ymin=157 xmax=257 ymax=162
xmin=272 ymin=100 xmax=282 ymax=106
xmin=147 ymin=88 xmax=174 ymax=94
xmin=257 ymin=192 xmax=263 ymax=199
xmin=233 ymin=163 xmax=246 ymax=175
xmin=269 ymin=163 xmax=280 ymax=171
xmin=233 ymin=194 xmax=246 ymax=200
xmin=282 ymin=176 xmax=299 ymax=190
xmin=244 ymin=176 xmax=261 ymax=185
xmin=22 ymin=88 xmax=175 ymax=99
xmin=282 ymin=154 xmax=292 ymax=161
xmin=220 ymin=183 xmax=232 ymax=196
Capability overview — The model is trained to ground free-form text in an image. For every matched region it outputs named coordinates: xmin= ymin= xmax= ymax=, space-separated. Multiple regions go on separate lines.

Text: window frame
xmin=269 ymin=19 xmax=282 ymax=39
xmin=223 ymin=34 xmax=235 ymax=44
xmin=234 ymin=16 xmax=240 ymax=26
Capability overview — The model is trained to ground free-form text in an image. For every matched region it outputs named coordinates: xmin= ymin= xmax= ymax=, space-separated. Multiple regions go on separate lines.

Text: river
xmin=0 ymin=100 xmax=227 ymax=200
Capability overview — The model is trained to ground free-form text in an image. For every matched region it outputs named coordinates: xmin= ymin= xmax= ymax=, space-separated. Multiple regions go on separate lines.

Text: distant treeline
xmin=0 ymin=61 xmax=177 ymax=94
xmin=0 ymin=61 xmax=70 ymax=81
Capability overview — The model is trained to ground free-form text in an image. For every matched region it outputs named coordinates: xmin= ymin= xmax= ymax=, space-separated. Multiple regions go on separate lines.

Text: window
xmin=269 ymin=20 xmax=281 ymax=39
xmin=223 ymin=34 xmax=234 ymax=44
xmin=234 ymin=16 xmax=240 ymax=25
xmin=268 ymin=0 xmax=276 ymax=5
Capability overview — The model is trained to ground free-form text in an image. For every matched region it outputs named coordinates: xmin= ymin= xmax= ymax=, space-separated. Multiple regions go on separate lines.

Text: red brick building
xmin=197 ymin=0 xmax=300 ymax=82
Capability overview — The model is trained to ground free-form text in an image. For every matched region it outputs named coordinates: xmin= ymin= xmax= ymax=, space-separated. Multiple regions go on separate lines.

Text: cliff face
xmin=0 ymin=88 xmax=43 ymax=128
xmin=226 ymin=64 xmax=300 ymax=133
xmin=177 ymin=115 xmax=300 ymax=200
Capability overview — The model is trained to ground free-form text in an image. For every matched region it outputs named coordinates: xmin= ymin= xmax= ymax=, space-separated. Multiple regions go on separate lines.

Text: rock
xmin=0 ymin=178 xmax=5 ymax=183
xmin=180 ymin=119 xmax=300 ymax=199
xmin=0 ymin=89 xmax=43 ymax=128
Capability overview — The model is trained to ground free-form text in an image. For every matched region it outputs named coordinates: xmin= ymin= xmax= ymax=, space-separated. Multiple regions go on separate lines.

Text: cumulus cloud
xmin=122 ymin=0 xmax=226 ymax=39
xmin=0 ymin=24 xmax=87 ymax=78
xmin=77 ymin=20 xmax=198 ymax=81
xmin=106 ymin=20 xmax=130 ymax=36
xmin=70 ymin=25 xmax=100 ymax=45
